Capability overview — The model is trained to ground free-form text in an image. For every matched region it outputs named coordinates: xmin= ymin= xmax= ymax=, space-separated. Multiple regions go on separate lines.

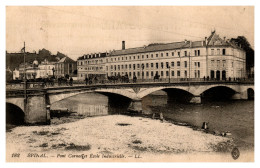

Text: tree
xmin=230 ymin=36 xmax=254 ymax=71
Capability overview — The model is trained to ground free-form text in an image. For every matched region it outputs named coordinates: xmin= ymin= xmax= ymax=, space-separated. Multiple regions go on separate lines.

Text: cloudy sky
xmin=6 ymin=6 xmax=254 ymax=60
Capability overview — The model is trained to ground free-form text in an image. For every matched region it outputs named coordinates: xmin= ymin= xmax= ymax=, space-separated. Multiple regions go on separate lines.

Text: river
xmin=51 ymin=91 xmax=254 ymax=151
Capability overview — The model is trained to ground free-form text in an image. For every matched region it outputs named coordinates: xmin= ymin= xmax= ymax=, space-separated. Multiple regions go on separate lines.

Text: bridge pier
xmin=232 ymin=91 xmax=248 ymax=100
xmin=190 ymin=95 xmax=201 ymax=104
xmin=24 ymin=93 xmax=50 ymax=124
xmin=127 ymin=99 xmax=142 ymax=113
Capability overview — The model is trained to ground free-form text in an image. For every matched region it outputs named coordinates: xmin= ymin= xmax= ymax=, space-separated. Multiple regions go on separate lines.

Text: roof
xmin=57 ymin=57 xmax=76 ymax=63
xmin=109 ymin=41 xmax=193 ymax=56
xmin=77 ymin=31 xmax=244 ymax=59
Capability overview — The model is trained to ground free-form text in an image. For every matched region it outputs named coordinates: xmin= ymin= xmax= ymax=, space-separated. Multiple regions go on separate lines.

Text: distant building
xmin=38 ymin=59 xmax=55 ymax=78
xmin=54 ymin=57 xmax=77 ymax=78
xmin=77 ymin=31 xmax=246 ymax=81
xmin=77 ymin=52 xmax=108 ymax=80
xmin=12 ymin=68 xmax=19 ymax=80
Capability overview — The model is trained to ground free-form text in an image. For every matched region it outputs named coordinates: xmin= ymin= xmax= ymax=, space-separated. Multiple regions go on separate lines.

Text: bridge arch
xmin=137 ymin=86 xmax=194 ymax=99
xmin=6 ymin=102 xmax=25 ymax=125
xmin=193 ymin=84 xmax=240 ymax=96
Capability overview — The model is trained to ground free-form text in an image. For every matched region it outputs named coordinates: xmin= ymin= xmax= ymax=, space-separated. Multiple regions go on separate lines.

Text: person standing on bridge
xmin=69 ymin=77 xmax=73 ymax=86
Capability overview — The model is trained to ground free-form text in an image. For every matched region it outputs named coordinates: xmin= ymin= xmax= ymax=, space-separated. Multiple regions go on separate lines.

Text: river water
xmin=51 ymin=91 xmax=254 ymax=151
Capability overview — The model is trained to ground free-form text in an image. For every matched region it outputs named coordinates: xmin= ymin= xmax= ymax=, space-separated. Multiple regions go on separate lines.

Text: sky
xmin=6 ymin=6 xmax=254 ymax=60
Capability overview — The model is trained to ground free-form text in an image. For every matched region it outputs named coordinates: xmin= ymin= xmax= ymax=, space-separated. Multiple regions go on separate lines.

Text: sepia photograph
xmin=5 ymin=6 xmax=254 ymax=162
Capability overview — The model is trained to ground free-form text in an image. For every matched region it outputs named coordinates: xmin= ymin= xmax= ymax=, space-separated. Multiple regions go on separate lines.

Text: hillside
xmin=6 ymin=49 xmax=67 ymax=70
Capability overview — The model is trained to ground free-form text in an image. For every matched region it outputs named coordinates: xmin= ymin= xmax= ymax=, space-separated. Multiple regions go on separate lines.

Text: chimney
xmin=122 ymin=41 xmax=125 ymax=50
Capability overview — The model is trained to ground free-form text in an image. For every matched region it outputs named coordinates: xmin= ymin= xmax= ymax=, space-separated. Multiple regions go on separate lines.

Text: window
xmin=166 ymin=53 xmax=169 ymax=56
xmin=156 ymin=63 xmax=159 ymax=69
xmin=166 ymin=71 xmax=169 ymax=76
xmin=178 ymin=52 xmax=180 ymax=57
xmin=118 ymin=65 xmax=120 ymax=70
xmin=222 ymin=49 xmax=226 ymax=55
xmin=141 ymin=64 xmax=144 ymax=69
xmin=129 ymin=64 xmax=132 ymax=69
xmin=172 ymin=52 xmax=174 ymax=56
xmin=106 ymin=66 xmax=108 ymax=71
xmin=184 ymin=61 xmax=187 ymax=68
xmin=114 ymin=65 xmax=116 ymax=70
xmin=151 ymin=54 xmax=153 ymax=58
xmin=137 ymin=72 xmax=140 ymax=77
xmin=129 ymin=72 xmax=132 ymax=77
xmin=151 ymin=63 xmax=154 ymax=68
xmin=118 ymin=57 xmax=120 ymax=61
xmin=137 ymin=64 xmax=140 ymax=68
xmin=195 ymin=62 xmax=197 ymax=66
xmin=161 ymin=71 xmax=164 ymax=76
xmin=217 ymin=60 xmax=220 ymax=67
xmin=195 ymin=50 xmax=197 ymax=56
xmin=161 ymin=53 xmax=163 ymax=57
xmin=171 ymin=62 xmax=174 ymax=67
xmin=184 ymin=51 xmax=187 ymax=56
xmin=161 ymin=62 xmax=164 ymax=68
xmin=125 ymin=57 xmax=127 ymax=60
xmin=129 ymin=56 xmax=131 ymax=60
xmin=211 ymin=49 xmax=214 ymax=55
xmin=133 ymin=56 xmax=135 ymax=59
xmin=142 ymin=55 xmax=144 ymax=59
xmin=177 ymin=61 xmax=180 ymax=66
xmin=151 ymin=71 xmax=154 ymax=76
xmin=211 ymin=60 xmax=214 ymax=66
xmin=198 ymin=62 xmax=200 ymax=67
xmin=156 ymin=54 xmax=158 ymax=57
xmin=232 ymin=62 xmax=233 ymax=67
xmin=171 ymin=71 xmax=174 ymax=76
xmin=166 ymin=62 xmax=169 ymax=68
xmin=222 ymin=60 xmax=226 ymax=67
xmin=217 ymin=49 xmax=220 ymax=55
xmin=125 ymin=65 xmax=127 ymax=69
xmin=138 ymin=55 xmax=140 ymax=59
xmin=184 ymin=71 xmax=187 ymax=77
xmin=146 ymin=63 xmax=149 ymax=68
xmin=121 ymin=65 xmax=124 ymax=69
xmin=177 ymin=71 xmax=180 ymax=77
xmin=122 ymin=57 xmax=124 ymax=60
xmin=198 ymin=70 xmax=200 ymax=78
xmin=146 ymin=55 xmax=149 ymax=58
xmin=194 ymin=70 xmax=197 ymax=78
xmin=146 ymin=71 xmax=149 ymax=77
xmin=133 ymin=64 xmax=136 ymax=70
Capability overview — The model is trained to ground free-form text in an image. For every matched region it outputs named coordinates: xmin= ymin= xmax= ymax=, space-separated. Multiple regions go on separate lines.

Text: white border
xmin=1 ymin=1 xmax=258 ymax=168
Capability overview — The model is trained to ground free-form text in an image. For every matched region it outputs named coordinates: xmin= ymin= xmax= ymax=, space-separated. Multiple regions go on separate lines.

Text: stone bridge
xmin=6 ymin=81 xmax=254 ymax=124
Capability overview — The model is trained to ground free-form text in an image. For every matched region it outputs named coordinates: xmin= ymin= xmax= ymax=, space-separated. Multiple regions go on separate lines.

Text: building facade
xmin=77 ymin=31 xmax=246 ymax=81
xmin=77 ymin=52 xmax=108 ymax=80
xmin=38 ymin=59 xmax=55 ymax=78
xmin=55 ymin=57 xmax=77 ymax=78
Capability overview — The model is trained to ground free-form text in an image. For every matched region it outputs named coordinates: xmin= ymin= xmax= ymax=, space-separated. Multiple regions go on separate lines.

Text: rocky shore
xmin=6 ymin=115 xmax=253 ymax=162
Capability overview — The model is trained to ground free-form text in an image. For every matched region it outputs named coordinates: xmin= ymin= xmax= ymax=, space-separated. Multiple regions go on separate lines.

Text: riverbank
xmin=6 ymin=115 xmax=253 ymax=162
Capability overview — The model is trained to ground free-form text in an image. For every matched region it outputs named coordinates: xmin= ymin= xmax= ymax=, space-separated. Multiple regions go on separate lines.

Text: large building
xmin=77 ymin=31 xmax=246 ymax=81
xmin=55 ymin=57 xmax=77 ymax=78
xmin=77 ymin=52 xmax=108 ymax=80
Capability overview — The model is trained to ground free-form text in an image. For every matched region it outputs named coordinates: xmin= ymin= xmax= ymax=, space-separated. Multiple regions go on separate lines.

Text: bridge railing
xmin=6 ymin=77 xmax=254 ymax=90
xmin=6 ymin=82 xmax=45 ymax=90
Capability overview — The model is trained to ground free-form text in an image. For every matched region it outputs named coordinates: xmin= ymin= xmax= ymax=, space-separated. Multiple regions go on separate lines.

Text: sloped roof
xmin=58 ymin=57 xmax=75 ymax=63
xmin=109 ymin=41 xmax=192 ymax=56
